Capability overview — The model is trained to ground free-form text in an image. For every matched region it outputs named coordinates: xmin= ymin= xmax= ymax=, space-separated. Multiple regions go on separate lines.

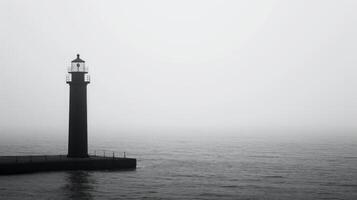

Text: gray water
xmin=0 ymin=132 xmax=356 ymax=199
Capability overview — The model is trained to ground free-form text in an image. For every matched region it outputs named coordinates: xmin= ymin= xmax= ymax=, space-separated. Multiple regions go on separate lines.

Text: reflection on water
xmin=62 ymin=171 xmax=95 ymax=200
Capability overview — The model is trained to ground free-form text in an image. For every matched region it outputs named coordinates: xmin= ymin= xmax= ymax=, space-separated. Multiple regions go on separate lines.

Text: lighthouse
xmin=66 ymin=54 xmax=90 ymax=158
xmin=0 ymin=54 xmax=136 ymax=175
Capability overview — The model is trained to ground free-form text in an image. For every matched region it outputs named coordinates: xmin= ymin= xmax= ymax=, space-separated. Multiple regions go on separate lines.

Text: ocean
xmin=0 ymin=132 xmax=356 ymax=200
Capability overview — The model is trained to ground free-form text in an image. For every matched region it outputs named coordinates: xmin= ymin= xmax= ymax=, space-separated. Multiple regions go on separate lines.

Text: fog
xmin=1 ymin=0 xmax=357 ymax=137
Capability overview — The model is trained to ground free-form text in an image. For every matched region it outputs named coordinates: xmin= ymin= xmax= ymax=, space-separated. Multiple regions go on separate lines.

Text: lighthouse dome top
xmin=72 ymin=54 xmax=85 ymax=63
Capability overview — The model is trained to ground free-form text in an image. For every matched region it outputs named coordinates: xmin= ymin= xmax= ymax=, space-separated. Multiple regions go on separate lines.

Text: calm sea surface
xmin=0 ymin=132 xmax=356 ymax=200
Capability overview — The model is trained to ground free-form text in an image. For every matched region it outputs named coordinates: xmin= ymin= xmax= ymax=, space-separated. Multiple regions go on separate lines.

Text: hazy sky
xmin=1 ymin=0 xmax=357 ymax=136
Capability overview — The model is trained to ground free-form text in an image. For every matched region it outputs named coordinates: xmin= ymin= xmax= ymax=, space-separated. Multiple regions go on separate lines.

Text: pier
xmin=0 ymin=155 xmax=136 ymax=175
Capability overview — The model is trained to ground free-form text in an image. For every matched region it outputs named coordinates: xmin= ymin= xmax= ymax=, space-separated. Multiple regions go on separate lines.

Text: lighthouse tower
xmin=66 ymin=54 xmax=90 ymax=158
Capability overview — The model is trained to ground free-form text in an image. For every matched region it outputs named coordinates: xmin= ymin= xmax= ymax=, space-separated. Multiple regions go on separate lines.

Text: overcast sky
xmin=0 ymin=0 xmax=356 ymax=136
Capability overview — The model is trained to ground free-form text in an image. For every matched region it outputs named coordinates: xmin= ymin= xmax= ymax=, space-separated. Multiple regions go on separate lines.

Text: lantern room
xmin=66 ymin=54 xmax=90 ymax=83
xmin=68 ymin=54 xmax=88 ymax=73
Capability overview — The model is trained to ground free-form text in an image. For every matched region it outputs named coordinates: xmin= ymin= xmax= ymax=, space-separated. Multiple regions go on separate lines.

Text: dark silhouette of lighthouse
xmin=66 ymin=54 xmax=90 ymax=158
xmin=0 ymin=54 xmax=136 ymax=175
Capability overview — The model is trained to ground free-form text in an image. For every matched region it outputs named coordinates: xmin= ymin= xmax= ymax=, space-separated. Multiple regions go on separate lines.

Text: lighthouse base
xmin=0 ymin=155 xmax=136 ymax=175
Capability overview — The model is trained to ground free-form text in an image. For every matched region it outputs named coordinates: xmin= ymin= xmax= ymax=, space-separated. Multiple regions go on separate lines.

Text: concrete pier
xmin=0 ymin=155 xmax=136 ymax=175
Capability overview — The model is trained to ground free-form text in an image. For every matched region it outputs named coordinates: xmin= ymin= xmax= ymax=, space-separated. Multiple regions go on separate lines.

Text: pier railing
xmin=1 ymin=151 xmax=130 ymax=164
xmin=91 ymin=150 xmax=128 ymax=159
